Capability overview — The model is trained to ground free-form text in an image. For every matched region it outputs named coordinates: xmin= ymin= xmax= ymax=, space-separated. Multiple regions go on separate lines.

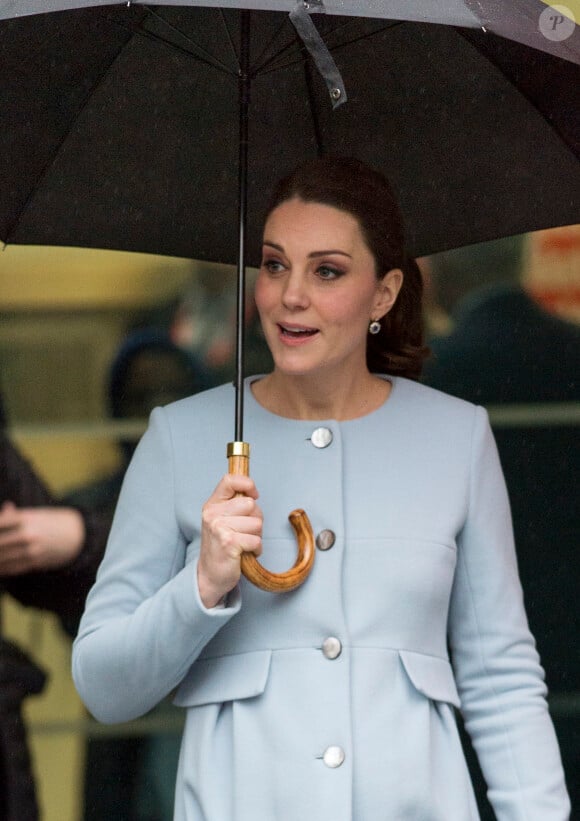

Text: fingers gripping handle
xmin=227 ymin=442 xmax=315 ymax=593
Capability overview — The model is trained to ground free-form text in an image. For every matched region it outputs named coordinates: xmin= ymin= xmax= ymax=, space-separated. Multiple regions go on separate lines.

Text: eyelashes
xmin=317 ymin=265 xmax=344 ymax=280
xmin=262 ymin=259 xmax=285 ymax=274
xmin=261 ymin=259 xmax=346 ymax=281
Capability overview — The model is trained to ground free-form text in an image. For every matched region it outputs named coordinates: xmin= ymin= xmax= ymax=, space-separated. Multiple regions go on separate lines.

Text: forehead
xmin=264 ymin=198 xmax=364 ymax=247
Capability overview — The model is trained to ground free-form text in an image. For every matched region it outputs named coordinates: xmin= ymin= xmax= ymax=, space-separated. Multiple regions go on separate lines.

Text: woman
xmin=73 ymin=157 xmax=570 ymax=820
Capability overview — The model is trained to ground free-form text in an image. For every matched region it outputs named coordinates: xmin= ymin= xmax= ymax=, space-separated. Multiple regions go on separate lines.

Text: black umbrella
xmin=1 ymin=4 xmax=579 ymax=261
xmin=1 ymin=2 xmax=579 ymax=590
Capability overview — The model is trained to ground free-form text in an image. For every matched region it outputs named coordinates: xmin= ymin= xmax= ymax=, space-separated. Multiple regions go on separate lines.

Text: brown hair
xmin=266 ymin=156 xmax=428 ymax=380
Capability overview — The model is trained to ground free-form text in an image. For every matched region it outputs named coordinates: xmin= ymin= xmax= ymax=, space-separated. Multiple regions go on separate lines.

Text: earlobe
xmin=374 ymin=267 xmax=403 ymax=318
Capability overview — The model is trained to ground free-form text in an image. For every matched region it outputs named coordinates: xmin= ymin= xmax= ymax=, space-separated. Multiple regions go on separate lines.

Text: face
xmin=255 ymin=198 xmax=402 ymax=381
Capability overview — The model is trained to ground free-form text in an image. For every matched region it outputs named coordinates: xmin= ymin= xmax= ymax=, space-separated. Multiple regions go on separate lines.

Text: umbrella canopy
xmin=3 ymin=0 xmax=580 ymax=65
xmin=1 ymin=2 xmax=579 ymax=264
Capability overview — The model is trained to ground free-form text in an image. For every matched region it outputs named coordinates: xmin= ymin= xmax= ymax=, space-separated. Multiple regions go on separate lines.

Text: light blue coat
xmin=73 ymin=376 xmax=570 ymax=820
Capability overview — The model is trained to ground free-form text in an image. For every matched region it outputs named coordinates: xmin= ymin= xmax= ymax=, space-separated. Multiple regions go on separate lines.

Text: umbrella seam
xmin=456 ymin=26 xmax=580 ymax=163
xmin=257 ymin=20 xmax=400 ymax=76
xmin=101 ymin=8 xmax=237 ymax=76
xmin=3 ymin=16 xmax=137 ymax=245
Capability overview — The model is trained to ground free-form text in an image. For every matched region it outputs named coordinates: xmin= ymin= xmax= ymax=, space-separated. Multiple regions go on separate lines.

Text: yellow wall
xmin=1 ymin=244 xmax=199 ymax=309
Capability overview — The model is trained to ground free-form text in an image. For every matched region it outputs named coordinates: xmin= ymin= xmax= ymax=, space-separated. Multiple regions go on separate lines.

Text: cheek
xmin=327 ymin=289 xmax=375 ymax=327
xmin=254 ymin=274 xmax=275 ymax=315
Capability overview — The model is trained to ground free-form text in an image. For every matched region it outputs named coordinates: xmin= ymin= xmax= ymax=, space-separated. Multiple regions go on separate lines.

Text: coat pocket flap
xmin=173 ymin=650 xmax=272 ymax=708
xmin=399 ymin=650 xmax=461 ymax=708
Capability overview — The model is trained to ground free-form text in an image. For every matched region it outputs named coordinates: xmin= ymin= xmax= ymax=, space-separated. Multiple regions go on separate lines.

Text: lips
xmin=276 ymin=322 xmax=319 ymax=346
xmin=279 ymin=323 xmax=317 ymax=336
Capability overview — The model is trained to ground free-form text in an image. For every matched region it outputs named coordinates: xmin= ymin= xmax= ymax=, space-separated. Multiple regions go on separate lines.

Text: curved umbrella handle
xmin=228 ymin=442 xmax=315 ymax=593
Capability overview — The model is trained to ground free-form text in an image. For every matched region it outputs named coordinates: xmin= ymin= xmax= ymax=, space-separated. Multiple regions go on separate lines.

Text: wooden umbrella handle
xmin=227 ymin=442 xmax=315 ymax=593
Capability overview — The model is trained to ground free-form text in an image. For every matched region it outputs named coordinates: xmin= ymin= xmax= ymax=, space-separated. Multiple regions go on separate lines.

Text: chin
xmin=273 ymin=353 xmax=335 ymax=379
xmin=273 ymin=363 xmax=314 ymax=378
xmin=271 ymin=355 xmax=317 ymax=376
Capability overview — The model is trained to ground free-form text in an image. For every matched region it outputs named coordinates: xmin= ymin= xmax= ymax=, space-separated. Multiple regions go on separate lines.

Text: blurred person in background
xmin=422 ymin=235 xmax=580 ymax=816
xmin=67 ymin=329 xmax=207 ymax=821
xmin=169 ymin=269 xmax=272 ymax=387
xmin=0 ymin=388 xmax=110 ymax=821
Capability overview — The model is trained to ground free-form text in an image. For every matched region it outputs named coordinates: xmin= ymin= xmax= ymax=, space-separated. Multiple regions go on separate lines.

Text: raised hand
xmin=197 ymin=475 xmax=263 ymax=608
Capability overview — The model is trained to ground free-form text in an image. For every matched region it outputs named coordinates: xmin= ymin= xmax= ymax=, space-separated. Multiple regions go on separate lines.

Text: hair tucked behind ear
xmin=266 ymin=156 xmax=429 ymax=380
xmin=367 ymin=255 xmax=427 ymax=380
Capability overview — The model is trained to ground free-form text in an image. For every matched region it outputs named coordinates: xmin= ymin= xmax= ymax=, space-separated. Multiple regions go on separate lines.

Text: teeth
xmin=281 ymin=325 xmax=316 ymax=335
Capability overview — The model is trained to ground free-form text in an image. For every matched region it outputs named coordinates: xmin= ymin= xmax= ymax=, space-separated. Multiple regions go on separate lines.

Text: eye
xmin=261 ymin=258 xmax=285 ymax=274
xmin=317 ymin=264 xmax=343 ymax=281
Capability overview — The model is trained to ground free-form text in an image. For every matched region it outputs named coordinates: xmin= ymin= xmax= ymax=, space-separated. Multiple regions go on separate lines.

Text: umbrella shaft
xmin=235 ymin=10 xmax=251 ymax=442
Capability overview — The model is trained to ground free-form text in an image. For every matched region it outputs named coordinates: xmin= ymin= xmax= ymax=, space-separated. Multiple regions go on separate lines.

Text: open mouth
xmin=278 ymin=323 xmax=318 ymax=339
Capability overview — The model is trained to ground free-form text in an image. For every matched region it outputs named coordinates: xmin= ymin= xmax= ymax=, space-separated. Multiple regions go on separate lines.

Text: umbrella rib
xmin=457 ymin=27 xmax=580 ymax=162
xmin=143 ymin=6 xmax=236 ymax=74
xmin=251 ymin=16 xmax=295 ymax=77
xmin=218 ymin=8 xmax=241 ymax=72
xmin=3 ymin=9 xmax=235 ymax=245
xmin=253 ymin=10 xmax=337 ymax=77
xmin=2 ymin=32 xmax=139 ymax=246
xmin=258 ymin=21 xmax=401 ymax=76
xmin=101 ymin=9 xmax=236 ymax=77
xmin=252 ymin=15 xmax=364 ymax=75
xmin=252 ymin=35 xmax=303 ymax=77
xmin=302 ymin=51 xmax=326 ymax=155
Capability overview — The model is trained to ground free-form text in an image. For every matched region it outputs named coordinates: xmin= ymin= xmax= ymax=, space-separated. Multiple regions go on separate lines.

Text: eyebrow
xmin=262 ymin=241 xmax=352 ymax=259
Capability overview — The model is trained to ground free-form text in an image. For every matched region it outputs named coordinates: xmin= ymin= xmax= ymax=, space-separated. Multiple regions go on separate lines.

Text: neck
xmin=251 ymin=368 xmax=391 ymax=421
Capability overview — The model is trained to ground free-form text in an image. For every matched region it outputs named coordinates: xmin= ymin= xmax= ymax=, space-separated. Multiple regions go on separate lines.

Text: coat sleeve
xmin=448 ymin=406 xmax=570 ymax=819
xmin=0 ymin=434 xmax=109 ymax=626
xmin=72 ymin=406 xmax=240 ymax=724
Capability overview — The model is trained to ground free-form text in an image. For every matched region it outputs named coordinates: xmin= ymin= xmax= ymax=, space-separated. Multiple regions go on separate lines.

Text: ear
xmin=372 ymin=268 xmax=403 ymax=319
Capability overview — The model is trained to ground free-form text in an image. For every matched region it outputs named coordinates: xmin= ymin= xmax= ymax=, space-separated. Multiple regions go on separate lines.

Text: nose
xmin=281 ymin=270 xmax=309 ymax=310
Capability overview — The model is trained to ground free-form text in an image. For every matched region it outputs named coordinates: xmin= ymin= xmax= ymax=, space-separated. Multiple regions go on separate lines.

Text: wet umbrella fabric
xmin=3 ymin=0 xmax=580 ymax=66
xmin=0 ymin=3 xmax=579 ymax=265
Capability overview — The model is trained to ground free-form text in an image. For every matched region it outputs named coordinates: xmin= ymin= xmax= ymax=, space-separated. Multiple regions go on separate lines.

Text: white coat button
xmin=323 ymin=746 xmax=345 ymax=768
xmin=322 ymin=637 xmax=342 ymax=659
xmin=311 ymin=427 xmax=333 ymax=448
xmin=316 ymin=529 xmax=336 ymax=551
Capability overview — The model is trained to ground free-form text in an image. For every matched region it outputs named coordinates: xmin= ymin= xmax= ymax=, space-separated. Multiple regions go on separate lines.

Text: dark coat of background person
xmin=421 ymin=238 xmax=580 ymax=817
xmin=0 ymin=418 xmax=109 ymax=821
xmin=66 ymin=330 xmax=206 ymax=821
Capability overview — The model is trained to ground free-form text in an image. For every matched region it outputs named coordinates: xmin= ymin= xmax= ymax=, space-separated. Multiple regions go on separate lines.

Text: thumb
xmin=0 ymin=501 xmax=20 ymax=530
xmin=209 ymin=474 xmax=259 ymax=503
